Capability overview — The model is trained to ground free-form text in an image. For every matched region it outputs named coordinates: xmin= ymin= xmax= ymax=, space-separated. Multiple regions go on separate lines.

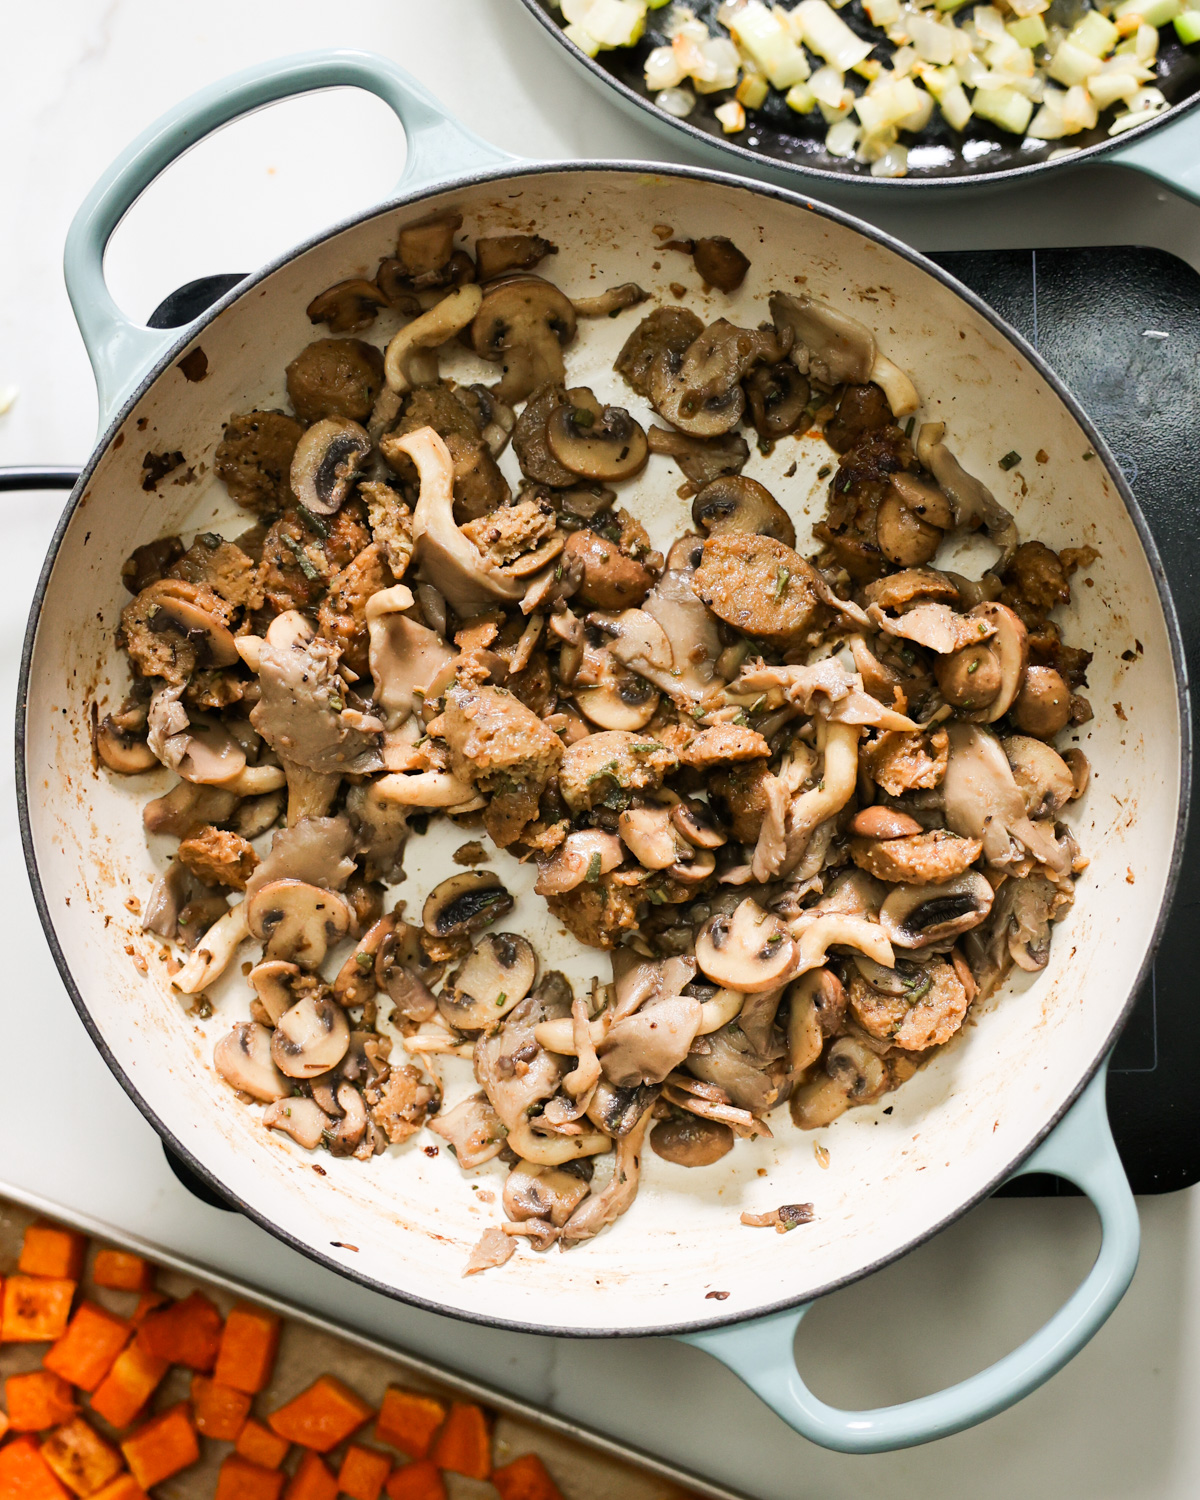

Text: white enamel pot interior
xmin=21 ymin=161 xmax=1186 ymax=1338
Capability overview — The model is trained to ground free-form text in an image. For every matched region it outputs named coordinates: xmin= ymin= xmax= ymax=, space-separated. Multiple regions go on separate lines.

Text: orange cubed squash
xmin=120 ymin=1402 xmax=200 ymax=1490
xmin=374 ymin=1389 xmax=446 ymax=1460
xmin=383 ymin=1460 xmax=447 ymax=1500
xmin=128 ymin=1292 xmax=168 ymax=1329
xmin=428 ymin=1402 xmax=490 ymax=1480
xmin=267 ymin=1374 xmax=373 ymax=1453
xmin=215 ymin=1454 xmax=286 ymax=1500
xmin=235 ymin=1418 xmax=289 ymax=1470
xmin=0 ymin=1434 xmax=72 ymax=1500
xmin=337 ymin=1444 xmax=392 ymax=1500
xmin=134 ymin=1291 xmax=222 ymax=1371
xmin=39 ymin=1417 xmax=123 ymax=1498
xmin=491 ymin=1453 xmax=566 ymax=1500
xmin=44 ymin=1303 xmax=131 ymax=1393
xmin=191 ymin=1374 xmax=253 ymax=1442
xmin=89 ymin=1344 xmax=170 ymax=1431
xmin=0 ymin=1407 xmax=9 ymax=1442
xmin=90 ymin=1478 xmax=150 ymax=1500
xmin=214 ymin=1303 xmax=281 ymax=1394
xmin=18 ymin=1225 xmax=88 ymax=1283
xmin=91 ymin=1252 xmax=154 ymax=1295
xmin=1 ymin=1276 xmax=77 ymax=1343
xmin=282 ymin=1450 xmax=338 ymax=1500
xmin=6 ymin=1370 xmax=79 ymax=1432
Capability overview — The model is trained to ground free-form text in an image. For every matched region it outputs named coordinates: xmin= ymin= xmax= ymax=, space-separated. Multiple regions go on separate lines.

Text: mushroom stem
xmin=174 ymin=902 xmax=250 ymax=993
xmin=789 ymin=913 xmax=895 ymax=975
xmin=506 ymin=1121 xmax=612 ymax=1165
xmin=563 ymin=995 xmax=603 ymax=1097
xmin=780 ymin=721 xmax=860 ymax=875
xmin=383 ymin=284 xmax=483 ymax=393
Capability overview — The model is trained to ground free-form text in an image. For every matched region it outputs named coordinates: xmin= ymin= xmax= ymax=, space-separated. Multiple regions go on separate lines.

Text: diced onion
xmin=656 ymin=85 xmax=697 ymax=116
xmin=825 ymin=118 xmax=862 ymax=153
xmin=793 ymin=0 xmax=875 ymax=71
xmin=715 ymin=99 xmax=748 ymax=130
xmin=645 ymin=44 xmax=686 ymax=89
xmin=870 ymin=143 xmax=911 ymax=175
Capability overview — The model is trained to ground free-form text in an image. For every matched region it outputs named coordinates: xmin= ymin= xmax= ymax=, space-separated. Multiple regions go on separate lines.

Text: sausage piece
xmin=691 ymin=532 xmax=820 ymax=643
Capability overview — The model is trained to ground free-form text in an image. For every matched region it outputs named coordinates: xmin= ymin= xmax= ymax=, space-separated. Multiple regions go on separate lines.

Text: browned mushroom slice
xmin=691 ymin=236 xmax=751 ymax=293
xmin=439 ymin=933 xmax=538 ymax=1030
xmin=375 ymin=920 xmax=438 ymax=1024
xmin=572 ymin=282 xmax=648 ymax=318
xmin=534 ymin=831 xmax=625 ymax=896
xmin=546 ymin=397 xmax=648 ymax=482
xmin=148 ymin=583 xmax=240 ymax=669
xmin=617 ymin=805 xmax=679 ymax=870
xmin=889 ymin=472 xmax=955 ymax=529
xmin=614 ymin=306 xmax=704 ymax=397
xmin=935 ymin=640 xmax=1004 ymax=710
xmin=964 ymin=604 xmax=1028 ymax=723
xmin=214 ymin=1021 xmax=289 ymax=1102
xmin=423 ymin=871 xmax=514 ymax=940
xmin=263 ymin=1096 xmax=329 ymax=1148
xmin=512 ymin=383 xmax=579 ymax=487
xmin=471 ymin=276 xmax=578 ymax=404
xmin=475 ymin=233 xmax=556 ymax=282
xmin=395 ymin=210 xmax=463 ymax=281
xmin=650 ymin=1114 xmax=734 ymax=1166
xmin=691 ymin=475 xmax=796 ymax=548
xmin=1002 ymin=735 xmax=1076 ymax=818
xmin=1010 ymin=665 xmax=1072 ymax=738
xmin=306 ymin=279 xmax=389 ymax=334
xmin=270 ymin=993 xmax=351 ymax=1079
xmin=454 ymin=383 xmax=516 ymax=457
xmin=383 ymin=285 xmax=484 ymax=394
xmin=248 ymin=959 xmax=301 ymax=1026
xmin=876 ymin=487 xmax=942 ymax=567
xmin=95 ymin=710 xmax=157 ymax=774
xmin=122 ymin=535 xmax=185 ymax=593
xmin=245 ymin=879 xmax=353 ymax=968
xmin=289 ymin=418 xmax=371 ymax=518
xmin=694 ymin=897 xmax=796 ymax=993
xmin=646 ymin=425 xmax=750 ymax=489
xmin=879 ymin=871 xmax=994 ymax=949
xmin=573 ymin=658 xmax=660 ymax=731
xmin=744 ymin=361 xmax=810 ymax=447
xmin=848 ymin=806 xmax=924 ymax=839
xmin=671 ymin=798 xmax=727 ymax=849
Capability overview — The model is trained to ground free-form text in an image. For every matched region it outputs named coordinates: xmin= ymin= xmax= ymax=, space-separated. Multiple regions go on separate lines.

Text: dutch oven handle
xmin=63 ymin=49 xmax=513 ymax=432
xmin=1103 ymin=105 xmax=1200 ymax=204
xmin=681 ymin=1057 xmax=1138 ymax=1453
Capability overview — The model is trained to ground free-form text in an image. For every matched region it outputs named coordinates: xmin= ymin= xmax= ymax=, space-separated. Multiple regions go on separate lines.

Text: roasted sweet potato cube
xmin=374 ymin=1389 xmax=446 ymax=1460
xmin=491 ymin=1453 xmax=566 ymax=1500
xmin=120 ymin=1402 xmax=200 ymax=1490
xmin=192 ymin=1374 xmax=253 ymax=1441
xmin=91 ymin=1252 xmax=154 ymax=1294
xmin=235 ymin=1418 xmax=289 ymax=1469
xmin=267 ymin=1374 xmax=373 ymax=1452
xmin=5 ymin=1370 xmax=79 ymax=1431
xmin=383 ymin=1460 xmax=447 ymax=1500
xmin=0 ymin=1435 xmax=72 ymax=1499
xmin=40 ymin=1417 xmax=123 ymax=1497
xmin=428 ymin=1402 xmax=490 ymax=1480
xmin=89 ymin=1343 xmax=169 ymax=1430
xmin=338 ymin=1444 xmax=392 ymax=1500
xmin=1 ymin=1275 xmax=77 ymax=1343
xmin=282 ymin=1451 xmax=338 ymax=1500
xmin=90 ymin=1478 xmax=150 ymax=1500
xmin=44 ymin=1303 xmax=131 ymax=1393
xmin=214 ymin=1303 xmax=281 ymax=1394
xmin=215 ymin=1454 xmax=286 ymax=1500
xmin=134 ymin=1291 xmax=222 ymax=1371
xmin=18 ymin=1225 xmax=87 ymax=1283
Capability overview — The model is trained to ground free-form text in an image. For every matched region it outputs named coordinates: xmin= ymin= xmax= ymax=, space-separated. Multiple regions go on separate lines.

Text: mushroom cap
xmin=245 ymin=879 xmax=353 ymax=969
xmin=650 ymin=1114 xmax=735 ymax=1167
xmin=440 ymin=932 xmax=538 ymax=1030
xmin=1003 ymin=734 xmax=1076 ymax=819
xmin=546 ymin=399 xmax=648 ymax=483
xmin=422 ymin=871 xmax=514 ymax=938
xmin=694 ymin=897 xmax=797 ymax=993
xmin=1010 ymin=665 xmax=1072 ymax=739
xmin=744 ymin=361 xmax=810 ymax=444
xmin=671 ymin=798 xmax=727 ymax=849
xmin=96 ymin=715 xmax=157 ymax=774
xmin=965 ymin=603 xmax=1028 ymax=723
xmin=649 ymin=343 xmax=744 ymax=438
xmin=692 ymin=475 xmax=796 ymax=548
xmin=263 ymin=1096 xmax=329 ymax=1149
xmin=290 ymin=418 xmax=371 ymax=516
xmin=214 ymin=1022 xmax=289 ymax=1102
xmin=249 ymin=960 xmax=301 ymax=1025
xmin=534 ymin=830 xmax=624 ymax=896
xmin=270 ymin=993 xmax=351 ymax=1079
xmin=889 ymin=472 xmax=955 ymax=530
xmin=826 ymin=1035 xmax=889 ymax=1102
xmin=880 ymin=870 xmax=994 ymax=949
xmin=618 ymin=805 xmax=678 ymax=870
xmin=471 ymin=276 xmax=578 ymax=404
xmin=151 ymin=585 xmax=239 ymax=668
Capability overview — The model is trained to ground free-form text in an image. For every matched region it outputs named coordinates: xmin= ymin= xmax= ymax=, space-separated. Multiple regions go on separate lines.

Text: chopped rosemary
xmin=967 ymin=659 xmax=979 ymax=675
xmin=355 ymin=952 xmax=373 ymax=972
xmin=297 ymin=503 xmax=330 ymax=537
xmin=817 ymin=464 xmax=832 ymax=479
xmin=904 ymin=416 xmax=915 ymax=437
xmin=495 ymin=990 xmax=508 ymax=1007
xmin=281 ymin=533 xmax=320 ymax=580
xmin=585 ymin=852 xmax=603 ymax=883
xmin=773 ymin=566 xmax=790 ymax=602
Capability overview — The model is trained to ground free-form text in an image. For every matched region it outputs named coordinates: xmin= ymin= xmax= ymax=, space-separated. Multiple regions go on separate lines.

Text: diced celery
xmin=785 ymin=81 xmax=818 ymax=111
xmin=1068 ymin=11 xmax=1119 ymax=56
xmin=1048 ymin=41 xmax=1104 ymax=85
xmin=1175 ymin=8 xmax=1200 ymax=39
xmin=1114 ymin=0 xmax=1181 ymax=24
xmin=939 ymin=81 xmax=974 ymax=128
xmin=972 ymin=85 xmax=1035 ymax=131
xmin=1007 ymin=14 xmax=1048 ymax=48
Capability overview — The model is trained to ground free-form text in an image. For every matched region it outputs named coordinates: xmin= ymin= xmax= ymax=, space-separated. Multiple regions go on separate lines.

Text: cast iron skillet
xmin=518 ymin=0 xmax=1200 ymax=191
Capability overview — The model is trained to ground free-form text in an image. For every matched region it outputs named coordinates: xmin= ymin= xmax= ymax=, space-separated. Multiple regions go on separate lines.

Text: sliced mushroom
xmin=770 ymin=291 xmax=874 ymax=386
xmin=534 ymin=831 xmax=625 ymax=896
xmin=263 ymin=1096 xmax=329 ymax=1149
xmin=374 ymin=770 xmax=479 ymax=809
xmin=1001 ymin=874 xmax=1066 ymax=972
xmin=472 ymin=276 xmax=578 ymax=404
xmin=880 ymin=871 xmax=994 ymax=949
xmin=790 ymin=1073 xmax=852 ymax=1129
xmin=826 ymin=1035 xmax=890 ymax=1102
xmin=503 ymin=1163 xmax=590 ymax=1225
xmin=573 ymin=657 xmax=660 ymax=731
xmin=787 ymin=968 xmax=844 ymax=1074
xmin=475 ymin=233 xmax=555 ymax=281
xmin=877 ymin=487 xmax=941 ymax=567
xmin=848 ymin=806 xmax=923 ymax=839
xmin=423 ymin=871 xmax=513 ymax=939
xmin=144 ymin=780 xmax=240 ymax=838
xmin=333 ymin=913 xmax=394 ymax=1008
xmin=668 ymin=847 xmax=716 ymax=884
xmin=384 ymin=284 xmax=483 ymax=393
xmin=617 ymin=805 xmax=679 ymax=870
xmin=650 ymin=320 xmax=786 ymax=438
xmin=95 ymin=713 xmax=157 ymax=774
xmin=248 ymin=960 xmax=301 ymax=1025
xmin=375 ymin=920 xmax=438 ymax=1024
xmin=455 ymin=383 xmax=516 ymax=457
xmin=691 ymin=475 xmax=796 ymax=548
xmin=869 ymin=351 xmax=920 ymax=418
xmin=572 ymin=282 xmax=648 ymax=317
xmin=965 ymin=604 xmax=1027 ymax=723
xmin=439 ymin=933 xmax=538 ymax=1030
xmin=271 ymin=993 xmax=351 ymax=1079
xmin=1003 ymin=735 xmax=1075 ymax=819
xmin=935 ymin=640 xmax=1004 ymax=710
xmin=889 ymin=472 xmax=955 ymax=530
xmin=694 ymin=897 xmax=796 ymax=993
xmin=646 ymin=425 xmax=750 ymax=489
xmin=290 ymin=418 xmax=371 ymax=516
xmin=546 ymin=397 xmax=648 ymax=482
xmin=506 ymin=1121 xmax=612 ymax=1166
xmin=650 ymin=1114 xmax=734 ymax=1166
xmin=791 ymin=912 xmax=895 ymax=973
xmin=230 ymin=789 xmax=286 ymax=841
xmin=306 ymin=279 xmax=389 ymax=334
xmin=327 ymin=1082 xmax=370 ymax=1155
xmin=1063 ymin=748 xmax=1090 ymax=800
xmin=671 ymin=798 xmax=727 ymax=849
xmin=943 ymin=722 xmax=1073 ymax=875
xmin=245 ymin=880 xmax=353 ymax=969
xmin=692 ymin=236 xmax=751 ymax=292
xmin=214 ymin=1022 xmax=289 ymax=1102
xmin=396 ymin=210 xmax=463 ymax=280
xmin=174 ymin=902 xmax=250 ymax=993
xmin=1011 ymin=666 xmax=1072 ymax=739
xmin=149 ymin=585 xmax=239 ymax=668
xmin=744 ymin=362 xmax=810 ymax=446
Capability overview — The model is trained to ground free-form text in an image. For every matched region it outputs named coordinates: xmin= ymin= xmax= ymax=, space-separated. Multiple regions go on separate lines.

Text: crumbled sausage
xmin=461 ymin=498 xmax=557 ymax=567
xmin=119 ymin=579 xmax=229 ymax=685
xmin=365 ymin=1064 xmax=435 ymax=1143
xmin=441 ymin=683 xmax=564 ymax=846
xmin=822 ymin=383 xmax=892 ymax=455
xmin=999 ymin=541 xmax=1071 ymax=626
xmin=214 ymin=410 xmax=303 ymax=514
xmin=285 ymin=338 xmax=384 ymax=424
xmin=168 ymin=535 xmax=263 ymax=612
xmin=849 ymin=960 xmax=969 ymax=1050
xmin=545 ymin=871 xmax=642 ymax=949
xmin=679 ymin=724 xmax=770 ymax=768
xmin=709 ymin=759 xmax=773 ymax=844
xmin=317 ymin=542 xmax=392 ymax=677
xmin=861 ymin=728 xmax=949 ymax=795
xmin=176 ymin=825 xmax=259 ymax=890
xmin=257 ymin=501 xmax=371 ymax=615
xmin=558 ymin=730 xmax=677 ymax=814
xmin=814 ymin=425 xmax=912 ymax=582
xmin=359 ymin=480 xmax=414 ymax=577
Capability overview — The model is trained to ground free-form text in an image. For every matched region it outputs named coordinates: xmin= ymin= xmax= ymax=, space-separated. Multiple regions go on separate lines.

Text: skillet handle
xmin=681 ymin=1057 xmax=1138 ymax=1453
xmin=1103 ymin=105 xmax=1200 ymax=204
xmin=64 ymin=49 xmax=512 ymax=432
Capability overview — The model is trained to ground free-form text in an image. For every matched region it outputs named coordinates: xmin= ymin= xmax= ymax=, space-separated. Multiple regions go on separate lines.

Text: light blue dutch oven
xmin=18 ymin=51 xmax=1187 ymax=1455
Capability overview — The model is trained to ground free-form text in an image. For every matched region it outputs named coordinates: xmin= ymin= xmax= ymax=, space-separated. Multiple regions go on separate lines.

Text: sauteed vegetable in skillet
xmin=97 ymin=213 xmax=1097 ymax=1267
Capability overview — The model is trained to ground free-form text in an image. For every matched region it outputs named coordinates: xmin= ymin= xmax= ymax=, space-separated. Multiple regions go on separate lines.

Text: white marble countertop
xmin=3 ymin=3 xmax=1200 ymax=1497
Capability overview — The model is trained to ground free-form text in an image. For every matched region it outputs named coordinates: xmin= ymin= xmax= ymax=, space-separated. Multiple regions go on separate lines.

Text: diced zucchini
xmin=1175 ymin=9 xmax=1200 ymax=40
xmin=972 ymin=85 xmax=1035 ymax=132
xmin=1067 ymin=11 xmax=1120 ymax=57
xmin=1114 ymin=0 xmax=1181 ymax=25
xmin=1048 ymin=40 xmax=1104 ymax=86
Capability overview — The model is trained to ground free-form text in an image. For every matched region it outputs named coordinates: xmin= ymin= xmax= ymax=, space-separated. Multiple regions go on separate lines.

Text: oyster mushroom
xmin=1003 ymin=735 xmax=1076 ymax=819
xmin=790 ymin=911 xmax=895 ymax=973
xmin=880 ymin=871 xmax=995 ymax=949
xmin=366 ymin=584 xmax=455 ymax=730
xmin=650 ymin=1114 xmax=734 ymax=1167
xmin=876 ymin=486 xmax=941 ymax=567
xmin=214 ymin=1022 xmax=289 ymax=1102
xmin=270 ymin=993 xmax=351 ymax=1079
xmin=395 ymin=210 xmax=463 ymax=280
xmin=916 ymin=423 xmax=1018 ymax=567
xmin=943 ymin=722 xmax=1073 ymax=874
xmin=546 ymin=396 xmax=648 ymax=482
xmin=1011 ymin=666 xmax=1073 ymax=739
xmin=248 ymin=959 xmax=301 ymax=1025
xmin=245 ymin=880 xmax=353 ymax=969
xmin=571 ymin=281 xmax=648 ymax=317
xmin=375 ymin=920 xmax=439 ymax=1024
xmin=174 ymin=902 xmax=251 ymax=993
xmin=691 ymin=475 xmax=796 ymax=548
xmin=534 ymin=830 xmax=625 ymax=896
xmin=383 ymin=284 xmax=483 ymax=393
xmin=263 ymin=1096 xmax=329 ymax=1149
xmin=790 ymin=1073 xmax=853 ymax=1129
xmin=694 ymin=897 xmax=796 ymax=993
xmin=869 ymin=352 xmax=920 ymax=418
xmin=770 ymin=290 xmax=874 ymax=386
xmin=1002 ymin=874 xmax=1067 ymax=972
xmin=472 ymin=276 xmax=578 ymax=404
xmin=423 ymin=871 xmax=514 ymax=939
xmin=326 ymin=1082 xmax=369 ymax=1155
xmin=289 ymin=418 xmax=371 ymax=516
xmin=439 ymin=933 xmax=538 ymax=1030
